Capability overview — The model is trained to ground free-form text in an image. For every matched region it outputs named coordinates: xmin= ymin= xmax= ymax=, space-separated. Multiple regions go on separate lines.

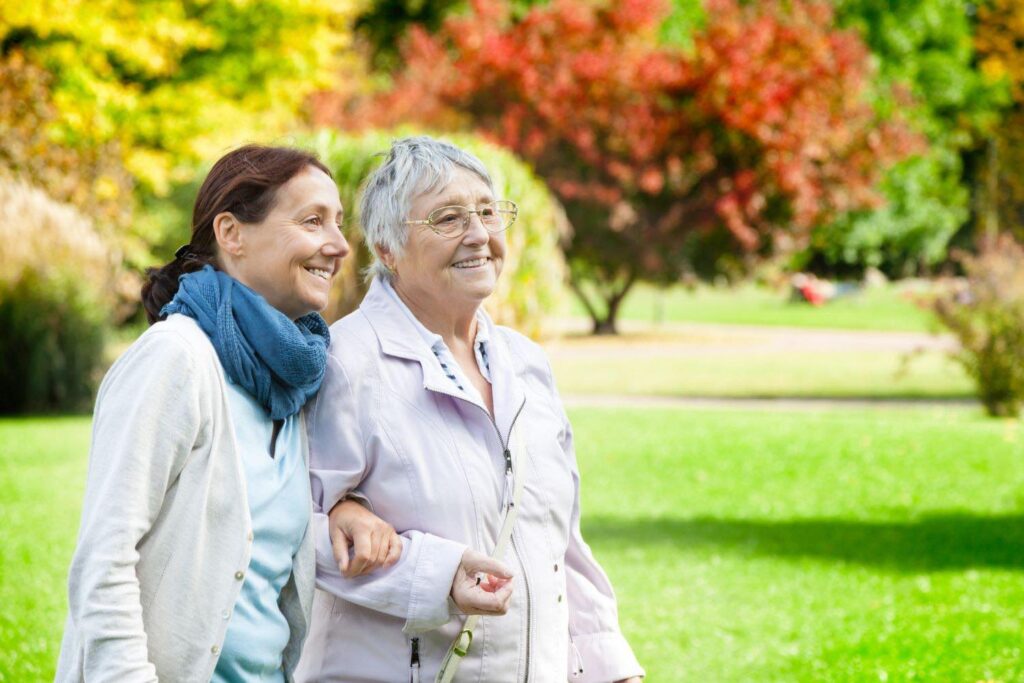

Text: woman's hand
xmin=328 ymin=498 xmax=403 ymax=578
xmin=449 ymin=548 xmax=514 ymax=615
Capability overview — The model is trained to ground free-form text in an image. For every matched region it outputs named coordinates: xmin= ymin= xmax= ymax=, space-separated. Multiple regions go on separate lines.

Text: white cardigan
xmin=56 ymin=314 xmax=316 ymax=682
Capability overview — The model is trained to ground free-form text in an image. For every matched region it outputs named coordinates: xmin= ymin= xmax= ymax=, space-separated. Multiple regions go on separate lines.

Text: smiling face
xmin=220 ymin=166 xmax=350 ymax=319
xmin=388 ymin=166 xmax=506 ymax=315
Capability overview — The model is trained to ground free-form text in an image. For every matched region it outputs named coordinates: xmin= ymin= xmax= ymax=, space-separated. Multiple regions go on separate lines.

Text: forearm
xmin=312 ymin=512 xmax=466 ymax=632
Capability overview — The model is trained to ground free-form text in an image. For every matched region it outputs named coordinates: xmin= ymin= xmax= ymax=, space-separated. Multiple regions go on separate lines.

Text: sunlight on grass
xmin=3 ymin=409 xmax=1023 ymax=680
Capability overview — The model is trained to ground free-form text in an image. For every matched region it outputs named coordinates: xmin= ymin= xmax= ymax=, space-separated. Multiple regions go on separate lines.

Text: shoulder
xmin=99 ymin=315 xmax=220 ymax=398
xmin=492 ymin=325 xmax=554 ymax=381
xmin=327 ymin=309 xmax=380 ymax=367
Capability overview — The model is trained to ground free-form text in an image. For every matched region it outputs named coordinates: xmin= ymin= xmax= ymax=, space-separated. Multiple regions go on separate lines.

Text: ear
xmin=375 ymin=243 xmax=397 ymax=272
xmin=213 ymin=212 xmax=244 ymax=258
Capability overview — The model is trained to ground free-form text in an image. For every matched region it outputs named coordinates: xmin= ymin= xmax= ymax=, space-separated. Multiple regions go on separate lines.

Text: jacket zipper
xmin=483 ymin=398 xmax=532 ymax=683
xmin=569 ymin=631 xmax=584 ymax=678
xmin=432 ymin=383 xmax=532 ymax=678
xmin=409 ymin=637 xmax=420 ymax=683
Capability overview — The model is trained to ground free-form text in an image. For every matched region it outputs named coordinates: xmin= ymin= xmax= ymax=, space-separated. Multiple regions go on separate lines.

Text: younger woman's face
xmin=229 ymin=167 xmax=350 ymax=319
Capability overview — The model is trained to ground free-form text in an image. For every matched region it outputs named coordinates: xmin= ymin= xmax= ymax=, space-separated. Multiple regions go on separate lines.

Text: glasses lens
xmin=493 ymin=200 xmax=517 ymax=230
xmin=428 ymin=206 xmax=470 ymax=235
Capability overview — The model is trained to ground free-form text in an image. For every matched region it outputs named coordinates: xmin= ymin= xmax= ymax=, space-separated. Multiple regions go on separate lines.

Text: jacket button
xmin=554 ymin=563 xmax=559 ymax=572
xmin=557 ymin=594 xmax=563 ymax=602
xmin=234 ymin=571 xmax=244 ymax=580
xmin=221 ymin=609 xmax=230 ymax=620
xmin=211 ymin=645 xmax=220 ymax=655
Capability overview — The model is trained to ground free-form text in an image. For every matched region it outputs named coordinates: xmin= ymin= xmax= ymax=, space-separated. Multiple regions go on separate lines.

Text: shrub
xmin=304 ymin=128 xmax=568 ymax=337
xmin=931 ymin=235 xmax=1024 ymax=417
xmin=0 ymin=178 xmax=118 ymax=413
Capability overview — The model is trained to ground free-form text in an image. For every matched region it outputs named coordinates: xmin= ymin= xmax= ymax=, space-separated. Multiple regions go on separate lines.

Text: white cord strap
xmin=436 ymin=422 xmax=528 ymax=683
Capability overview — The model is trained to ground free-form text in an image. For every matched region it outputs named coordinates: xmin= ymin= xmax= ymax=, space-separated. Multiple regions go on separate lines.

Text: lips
xmin=304 ymin=265 xmax=334 ymax=281
xmin=451 ymin=256 xmax=491 ymax=269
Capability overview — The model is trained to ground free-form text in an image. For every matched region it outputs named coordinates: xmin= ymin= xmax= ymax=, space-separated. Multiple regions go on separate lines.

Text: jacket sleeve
xmin=65 ymin=329 xmax=204 ymax=682
xmin=306 ymin=352 xmax=466 ymax=634
xmin=536 ymin=351 xmax=645 ymax=682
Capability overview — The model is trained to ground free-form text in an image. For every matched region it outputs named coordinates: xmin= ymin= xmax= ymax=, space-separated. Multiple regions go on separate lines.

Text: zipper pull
xmin=410 ymin=637 xmax=420 ymax=683
xmin=503 ymin=447 xmax=513 ymax=473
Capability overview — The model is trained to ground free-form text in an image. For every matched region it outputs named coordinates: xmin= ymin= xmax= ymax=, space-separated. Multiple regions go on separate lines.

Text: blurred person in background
xmin=56 ymin=145 xmax=400 ymax=682
xmin=296 ymin=136 xmax=643 ymax=683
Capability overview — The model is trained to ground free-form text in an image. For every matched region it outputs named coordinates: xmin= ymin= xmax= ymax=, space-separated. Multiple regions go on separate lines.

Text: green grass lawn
xmin=4 ymin=408 xmax=1023 ymax=681
xmin=567 ymin=282 xmax=936 ymax=332
xmin=552 ymin=349 xmax=975 ymax=399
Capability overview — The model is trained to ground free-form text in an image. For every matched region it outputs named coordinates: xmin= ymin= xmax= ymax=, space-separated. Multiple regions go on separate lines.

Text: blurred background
xmin=2 ymin=0 xmax=1024 ymax=680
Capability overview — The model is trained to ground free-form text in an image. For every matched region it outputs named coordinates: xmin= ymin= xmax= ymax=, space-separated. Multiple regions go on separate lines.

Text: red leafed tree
xmin=325 ymin=0 xmax=920 ymax=333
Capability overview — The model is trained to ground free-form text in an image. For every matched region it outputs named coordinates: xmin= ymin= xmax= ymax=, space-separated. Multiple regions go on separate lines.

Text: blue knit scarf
xmin=161 ymin=265 xmax=330 ymax=420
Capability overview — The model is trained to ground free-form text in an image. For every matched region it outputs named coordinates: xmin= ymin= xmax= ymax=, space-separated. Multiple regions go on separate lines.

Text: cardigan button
xmin=247 ymin=531 xmax=254 ymax=542
xmin=221 ymin=609 xmax=230 ymax=620
xmin=234 ymin=571 xmax=244 ymax=580
xmin=211 ymin=645 xmax=220 ymax=655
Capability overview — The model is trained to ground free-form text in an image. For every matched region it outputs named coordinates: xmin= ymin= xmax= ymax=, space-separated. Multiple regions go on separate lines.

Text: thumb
xmin=463 ymin=550 xmax=513 ymax=580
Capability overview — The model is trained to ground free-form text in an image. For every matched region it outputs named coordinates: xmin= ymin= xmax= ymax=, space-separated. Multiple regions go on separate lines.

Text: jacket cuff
xmin=403 ymin=535 xmax=466 ymax=634
xmin=571 ymin=631 xmax=644 ymax=682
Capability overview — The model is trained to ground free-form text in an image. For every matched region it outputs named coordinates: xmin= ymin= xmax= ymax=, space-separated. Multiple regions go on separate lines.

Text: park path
xmin=561 ymin=393 xmax=977 ymax=411
xmin=542 ymin=318 xmax=956 ymax=356
xmin=543 ymin=319 xmax=974 ymax=411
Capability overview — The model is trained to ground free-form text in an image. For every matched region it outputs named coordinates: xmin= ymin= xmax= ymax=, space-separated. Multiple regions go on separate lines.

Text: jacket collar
xmin=358 ymin=278 xmax=526 ymax=434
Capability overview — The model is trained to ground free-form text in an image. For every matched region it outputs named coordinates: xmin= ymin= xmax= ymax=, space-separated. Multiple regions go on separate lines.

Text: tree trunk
xmin=568 ymin=270 xmax=636 ymax=335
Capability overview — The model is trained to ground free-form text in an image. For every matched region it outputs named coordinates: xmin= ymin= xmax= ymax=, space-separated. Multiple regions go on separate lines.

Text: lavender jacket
xmin=294 ymin=279 xmax=643 ymax=682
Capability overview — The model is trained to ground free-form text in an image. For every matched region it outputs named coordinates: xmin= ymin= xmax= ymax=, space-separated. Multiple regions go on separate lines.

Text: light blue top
xmin=212 ymin=380 xmax=311 ymax=683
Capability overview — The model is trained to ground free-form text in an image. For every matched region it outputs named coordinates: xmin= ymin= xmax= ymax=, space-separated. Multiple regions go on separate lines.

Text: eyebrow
xmin=431 ymin=191 xmax=495 ymax=208
xmin=296 ymin=202 xmax=344 ymax=218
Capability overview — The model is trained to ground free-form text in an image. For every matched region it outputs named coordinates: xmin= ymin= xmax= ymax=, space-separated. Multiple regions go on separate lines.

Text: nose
xmin=461 ymin=211 xmax=489 ymax=246
xmin=324 ymin=224 xmax=351 ymax=259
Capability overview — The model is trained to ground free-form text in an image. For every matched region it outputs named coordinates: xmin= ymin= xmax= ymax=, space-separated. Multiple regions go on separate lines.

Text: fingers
xmin=346 ymin=527 xmax=374 ymax=578
xmin=453 ymin=580 xmax=514 ymax=615
xmin=461 ymin=550 xmax=513 ymax=580
xmin=384 ymin=531 xmax=403 ymax=568
xmin=329 ymin=524 xmax=351 ymax=575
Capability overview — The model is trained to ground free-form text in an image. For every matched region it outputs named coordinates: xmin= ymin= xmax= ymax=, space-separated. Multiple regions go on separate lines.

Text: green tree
xmin=813 ymin=0 xmax=1008 ymax=275
xmin=1 ymin=0 xmax=365 ymax=264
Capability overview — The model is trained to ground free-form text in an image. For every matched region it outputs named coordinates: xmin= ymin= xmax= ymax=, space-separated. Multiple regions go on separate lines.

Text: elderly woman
xmin=296 ymin=137 xmax=643 ymax=682
xmin=56 ymin=145 xmax=399 ymax=682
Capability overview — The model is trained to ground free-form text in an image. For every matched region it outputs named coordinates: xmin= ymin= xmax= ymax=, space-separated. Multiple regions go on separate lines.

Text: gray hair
xmin=359 ymin=136 xmax=494 ymax=282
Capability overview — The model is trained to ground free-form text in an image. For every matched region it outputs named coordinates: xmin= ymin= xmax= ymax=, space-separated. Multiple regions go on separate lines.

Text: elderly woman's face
xmin=395 ymin=166 xmax=505 ymax=309
xmin=231 ymin=166 xmax=349 ymax=319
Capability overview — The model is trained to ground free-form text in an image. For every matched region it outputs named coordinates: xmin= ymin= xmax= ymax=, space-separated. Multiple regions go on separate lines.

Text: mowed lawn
xmin=3 ymin=407 xmax=1024 ymax=681
xmin=567 ymin=281 xmax=936 ymax=332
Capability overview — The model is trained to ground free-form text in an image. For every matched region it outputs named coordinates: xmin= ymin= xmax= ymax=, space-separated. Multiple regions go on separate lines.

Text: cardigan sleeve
xmin=65 ymin=329 xmax=205 ymax=682
xmin=306 ymin=351 xmax=466 ymax=634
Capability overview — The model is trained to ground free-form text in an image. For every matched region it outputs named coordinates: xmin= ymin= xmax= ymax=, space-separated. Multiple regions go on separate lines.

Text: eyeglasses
xmin=405 ymin=200 xmax=518 ymax=238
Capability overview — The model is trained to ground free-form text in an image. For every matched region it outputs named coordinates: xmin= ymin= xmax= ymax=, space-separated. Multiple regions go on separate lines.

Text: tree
xmin=345 ymin=0 xmax=918 ymax=333
xmin=0 ymin=0 xmax=365 ymax=265
xmin=808 ymin=0 xmax=1008 ymax=276
xmin=974 ymin=0 xmax=1024 ymax=244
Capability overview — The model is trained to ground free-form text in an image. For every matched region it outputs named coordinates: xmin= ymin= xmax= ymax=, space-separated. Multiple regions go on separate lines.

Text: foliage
xmin=931 ymin=235 xmax=1024 ymax=417
xmin=0 ymin=178 xmax=122 ymax=413
xmin=0 ymin=50 xmax=132 ymax=230
xmin=303 ymin=128 xmax=567 ymax=337
xmin=812 ymin=0 xmax=1009 ymax=276
xmin=0 ymin=0 xmax=365 ymax=265
xmin=974 ymin=0 xmax=1024 ymax=241
xmin=338 ymin=0 xmax=919 ymax=333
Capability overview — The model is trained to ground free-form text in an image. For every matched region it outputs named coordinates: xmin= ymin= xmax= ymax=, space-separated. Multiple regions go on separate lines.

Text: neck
xmin=391 ymin=280 xmax=479 ymax=347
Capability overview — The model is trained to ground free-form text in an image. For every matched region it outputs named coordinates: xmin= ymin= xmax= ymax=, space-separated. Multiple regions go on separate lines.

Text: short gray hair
xmin=359 ymin=136 xmax=494 ymax=282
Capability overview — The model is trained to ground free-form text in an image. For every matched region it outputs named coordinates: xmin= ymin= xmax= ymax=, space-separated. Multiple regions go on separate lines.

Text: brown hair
xmin=141 ymin=144 xmax=333 ymax=324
